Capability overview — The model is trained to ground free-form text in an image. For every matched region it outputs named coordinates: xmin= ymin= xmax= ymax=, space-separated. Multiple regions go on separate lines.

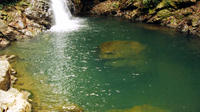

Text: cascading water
xmin=50 ymin=0 xmax=84 ymax=32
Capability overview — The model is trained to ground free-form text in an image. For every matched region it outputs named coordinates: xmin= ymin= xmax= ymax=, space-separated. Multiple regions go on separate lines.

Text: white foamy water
xmin=50 ymin=0 xmax=84 ymax=32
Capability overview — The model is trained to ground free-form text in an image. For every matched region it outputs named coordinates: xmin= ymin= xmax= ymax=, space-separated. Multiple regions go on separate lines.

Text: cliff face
xmin=73 ymin=0 xmax=200 ymax=37
xmin=0 ymin=0 xmax=53 ymax=48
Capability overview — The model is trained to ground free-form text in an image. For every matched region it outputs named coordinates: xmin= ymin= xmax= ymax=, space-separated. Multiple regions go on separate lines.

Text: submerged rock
xmin=100 ymin=40 xmax=145 ymax=59
xmin=107 ymin=105 xmax=169 ymax=112
xmin=99 ymin=40 xmax=145 ymax=67
xmin=0 ymin=88 xmax=31 ymax=112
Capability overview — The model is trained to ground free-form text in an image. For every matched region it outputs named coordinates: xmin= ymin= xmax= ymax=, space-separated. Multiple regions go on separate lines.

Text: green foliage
xmin=142 ymin=0 xmax=161 ymax=8
xmin=0 ymin=4 xmax=3 ymax=10
xmin=18 ymin=0 xmax=28 ymax=6
xmin=157 ymin=9 xmax=172 ymax=18
xmin=0 ymin=0 xmax=19 ymax=6
xmin=112 ymin=2 xmax=119 ymax=8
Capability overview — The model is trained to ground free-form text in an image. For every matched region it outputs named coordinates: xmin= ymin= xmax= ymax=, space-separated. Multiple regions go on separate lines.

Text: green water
xmin=1 ymin=17 xmax=200 ymax=112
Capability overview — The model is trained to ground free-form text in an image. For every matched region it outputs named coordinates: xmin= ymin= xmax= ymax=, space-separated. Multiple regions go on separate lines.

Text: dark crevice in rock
xmin=120 ymin=5 xmax=138 ymax=11
xmin=176 ymin=1 xmax=196 ymax=9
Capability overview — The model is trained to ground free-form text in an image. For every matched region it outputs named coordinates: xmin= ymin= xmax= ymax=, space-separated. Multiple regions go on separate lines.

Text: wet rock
xmin=80 ymin=0 xmax=200 ymax=37
xmin=25 ymin=0 xmax=53 ymax=29
xmin=0 ymin=58 xmax=11 ymax=91
xmin=0 ymin=88 xmax=31 ymax=112
xmin=108 ymin=104 xmax=169 ymax=112
xmin=100 ymin=40 xmax=145 ymax=59
xmin=90 ymin=0 xmax=120 ymax=16
xmin=99 ymin=40 xmax=145 ymax=67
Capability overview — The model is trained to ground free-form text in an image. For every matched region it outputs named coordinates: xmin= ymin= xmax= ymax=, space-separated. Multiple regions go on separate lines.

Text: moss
xmin=156 ymin=0 xmax=176 ymax=9
xmin=148 ymin=8 xmax=156 ymax=14
xmin=112 ymin=2 xmax=119 ymax=9
xmin=17 ymin=0 xmax=29 ymax=7
xmin=157 ymin=9 xmax=172 ymax=18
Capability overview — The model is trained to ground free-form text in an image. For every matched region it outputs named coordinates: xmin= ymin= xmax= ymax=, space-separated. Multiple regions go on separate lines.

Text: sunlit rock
xmin=40 ymin=104 xmax=84 ymax=112
xmin=0 ymin=57 xmax=11 ymax=91
xmin=90 ymin=0 xmax=120 ymax=16
xmin=99 ymin=40 xmax=145 ymax=67
xmin=0 ymin=37 xmax=10 ymax=48
xmin=107 ymin=105 xmax=169 ymax=112
xmin=62 ymin=104 xmax=84 ymax=112
xmin=0 ymin=55 xmax=31 ymax=112
xmin=0 ymin=88 xmax=31 ymax=112
xmin=0 ymin=0 xmax=53 ymax=47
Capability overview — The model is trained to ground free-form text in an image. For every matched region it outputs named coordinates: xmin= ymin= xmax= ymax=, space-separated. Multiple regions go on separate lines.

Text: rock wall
xmin=0 ymin=55 xmax=31 ymax=112
xmin=73 ymin=0 xmax=200 ymax=37
xmin=0 ymin=0 xmax=53 ymax=48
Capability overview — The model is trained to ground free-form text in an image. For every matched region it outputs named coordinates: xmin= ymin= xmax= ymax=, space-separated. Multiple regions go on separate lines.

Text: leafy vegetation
xmin=142 ymin=0 xmax=161 ymax=8
xmin=0 ymin=0 xmax=20 ymax=6
xmin=0 ymin=4 xmax=3 ymax=9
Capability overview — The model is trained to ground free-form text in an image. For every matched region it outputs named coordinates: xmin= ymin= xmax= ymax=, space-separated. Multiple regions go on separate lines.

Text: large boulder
xmin=0 ymin=88 xmax=31 ymax=112
xmin=25 ymin=0 xmax=53 ymax=29
xmin=0 ymin=0 xmax=53 ymax=46
xmin=90 ymin=0 xmax=120 ymax=16
xmin=0 ymin=58 xmax=11 ymax=91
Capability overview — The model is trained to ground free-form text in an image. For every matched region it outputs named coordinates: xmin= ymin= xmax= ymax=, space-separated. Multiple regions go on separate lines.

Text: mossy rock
xmin=107 ymin=105 xmax=170 ymax=112
xmin=99 ymin=40 xmax=145 ymax=67
xmin=100 ymin=40 xmax=145 ymax=59
xmin=157 ymin=9 xmax=172 ymax=18
xmin=156 ymin=0 xmax=176 ymax=9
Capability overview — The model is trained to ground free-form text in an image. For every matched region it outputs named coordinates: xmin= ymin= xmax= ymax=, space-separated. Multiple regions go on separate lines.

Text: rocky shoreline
xmin=72 ymin=0 xmax=200 ymax=38
xmin=0 ymin=1 xmax=52 ymax=111
xmin=0 ymin=0 xmax=199 ymax=48
xmin=0 ymin=55 xmax=31 ymax=112
xmin=0 ymin=0 xmax=53 ymax=48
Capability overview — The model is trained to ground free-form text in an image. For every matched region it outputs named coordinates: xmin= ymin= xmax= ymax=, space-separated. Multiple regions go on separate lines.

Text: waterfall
xmin=50 ymin=0 xmax=83 ymax=32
